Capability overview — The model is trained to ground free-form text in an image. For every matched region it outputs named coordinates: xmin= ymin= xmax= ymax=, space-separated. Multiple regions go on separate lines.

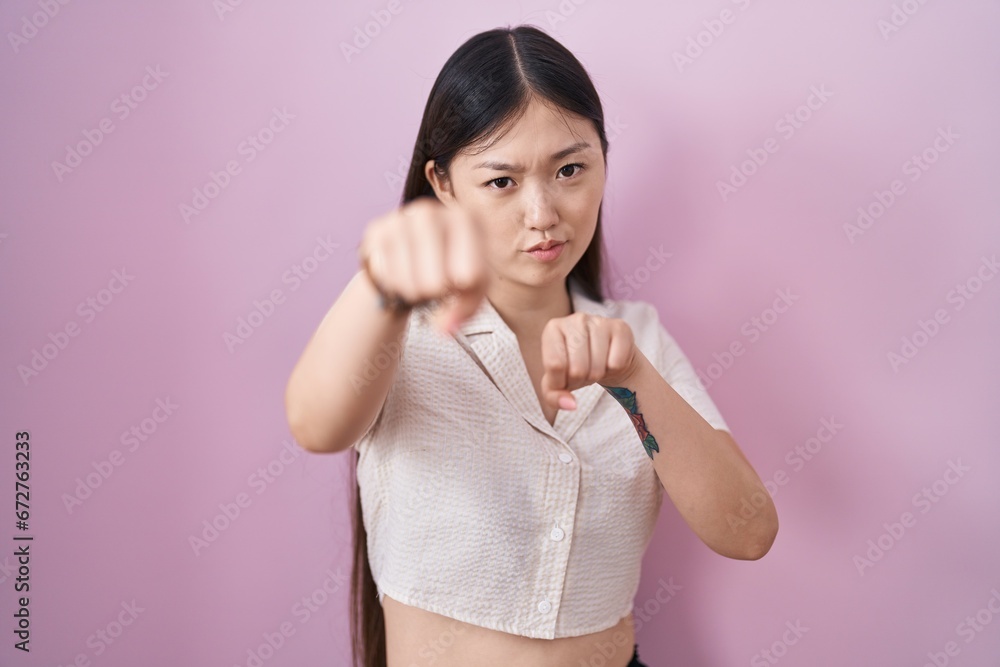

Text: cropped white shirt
xmin=352 ymin=279 xmax=730 ymax=640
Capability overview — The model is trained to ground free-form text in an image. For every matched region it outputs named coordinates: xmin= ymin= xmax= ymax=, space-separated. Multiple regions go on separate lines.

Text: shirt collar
xmin=456 ymin=278 xmax=611 ymax=337
xmin=447 ymin=278 xmax=612 ymax=445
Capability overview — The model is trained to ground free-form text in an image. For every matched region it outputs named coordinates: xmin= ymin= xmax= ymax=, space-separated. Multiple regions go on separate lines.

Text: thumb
xmin=433 ymin=271 xmax=490 ymax=334
xmin=438 ymin=289 xmax=485 ymax=333
xmin=429 ymin=289 xmax=481 ymax=335
xmin=541 ymin=368 xmax=577 ymax=411
xmin=557 ymin=392 xmax=577 ymax=410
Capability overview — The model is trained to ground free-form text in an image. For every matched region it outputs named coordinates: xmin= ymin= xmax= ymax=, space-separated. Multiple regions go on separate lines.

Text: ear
xmin=424 ymin=160 xmax=457 ymax=204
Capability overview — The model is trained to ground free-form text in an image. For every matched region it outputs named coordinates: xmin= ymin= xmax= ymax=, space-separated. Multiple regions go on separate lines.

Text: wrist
xmin=356 ymin=266 xmax=413 ymax=318
xmin=601 ymin=347 xmax=647 ymax=388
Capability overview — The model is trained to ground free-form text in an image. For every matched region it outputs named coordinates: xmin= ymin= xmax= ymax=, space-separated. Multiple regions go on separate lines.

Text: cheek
xmin=481 ymin=226 xmax=517 ymax=262
xmin=562 ymin=183 xmax=603 ymax=220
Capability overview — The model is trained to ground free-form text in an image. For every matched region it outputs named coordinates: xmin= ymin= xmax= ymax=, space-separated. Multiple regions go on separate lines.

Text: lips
xmin=525 ymin=241 xmax=566 ymax=262
xmin=525 ymin=240 xmax=565 ymax=252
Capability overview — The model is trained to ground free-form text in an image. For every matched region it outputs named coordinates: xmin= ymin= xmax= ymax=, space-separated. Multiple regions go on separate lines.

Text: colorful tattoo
xmin=605 ymin=386 xmax=659 ymax=460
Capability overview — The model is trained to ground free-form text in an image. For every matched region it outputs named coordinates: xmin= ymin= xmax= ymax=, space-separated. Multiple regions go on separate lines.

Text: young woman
xmin=284 ymin=25 xmax=778 ymax=667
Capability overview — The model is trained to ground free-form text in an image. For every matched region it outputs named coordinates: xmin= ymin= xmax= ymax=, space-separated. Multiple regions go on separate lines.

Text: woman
xmin=284 ymin=25 xmax=778 ymax=667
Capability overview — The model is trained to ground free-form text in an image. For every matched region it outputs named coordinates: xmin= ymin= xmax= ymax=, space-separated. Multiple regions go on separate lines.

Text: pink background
xmin=2 ymin=1 xmax=999 ymax=665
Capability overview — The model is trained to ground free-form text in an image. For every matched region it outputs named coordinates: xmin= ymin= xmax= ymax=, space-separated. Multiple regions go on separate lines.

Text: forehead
xmin=460 ymin=96 xmax=596 ymax=161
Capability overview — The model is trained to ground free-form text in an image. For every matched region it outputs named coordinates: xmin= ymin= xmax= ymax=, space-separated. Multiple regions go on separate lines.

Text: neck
xmin=488 ymin=277 xmax=574 ymax=339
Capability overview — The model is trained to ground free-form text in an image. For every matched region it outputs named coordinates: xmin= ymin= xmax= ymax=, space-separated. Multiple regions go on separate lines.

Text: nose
xmin=523 ymin=185 xmax=559 ymax=230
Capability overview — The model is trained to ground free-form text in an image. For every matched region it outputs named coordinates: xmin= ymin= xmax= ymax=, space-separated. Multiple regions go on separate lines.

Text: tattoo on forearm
xmin=605 ymin=386 xmax=659 ymax=460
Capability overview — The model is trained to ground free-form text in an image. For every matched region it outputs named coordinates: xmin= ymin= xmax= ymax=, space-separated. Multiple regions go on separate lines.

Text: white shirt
xmin=352 ymin=278 xmax=730 ymax=640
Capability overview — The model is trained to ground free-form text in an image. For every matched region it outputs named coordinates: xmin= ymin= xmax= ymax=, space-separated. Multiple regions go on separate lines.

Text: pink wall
xmin=2 ymin=1 xmax=998 ymax=665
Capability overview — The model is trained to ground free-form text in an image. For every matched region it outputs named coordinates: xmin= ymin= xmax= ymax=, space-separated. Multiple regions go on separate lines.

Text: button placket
xmin=533 ymin=437 xmax=580 ymax=634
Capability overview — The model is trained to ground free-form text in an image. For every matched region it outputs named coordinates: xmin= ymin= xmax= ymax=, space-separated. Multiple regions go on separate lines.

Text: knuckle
xmin=567 ymin=331 xmax=587 ymax=351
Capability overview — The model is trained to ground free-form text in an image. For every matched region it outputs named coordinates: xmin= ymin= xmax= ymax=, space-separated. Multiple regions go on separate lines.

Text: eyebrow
xmin=472 ymin=141 xmax=592 ymax=171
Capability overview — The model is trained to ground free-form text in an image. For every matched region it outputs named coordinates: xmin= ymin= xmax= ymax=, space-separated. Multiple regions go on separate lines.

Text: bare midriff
xmin=383 ymin=594 xmax=636 ymax=667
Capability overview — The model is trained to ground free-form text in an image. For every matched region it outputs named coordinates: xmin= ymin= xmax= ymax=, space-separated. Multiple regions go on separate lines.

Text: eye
xmin=558 ymin=163 xmax=585 ymax=178
xmin=485 ymin=176 xmax=514 ymax=190
xmin=482 ymin=163 xmax=586 ymax=191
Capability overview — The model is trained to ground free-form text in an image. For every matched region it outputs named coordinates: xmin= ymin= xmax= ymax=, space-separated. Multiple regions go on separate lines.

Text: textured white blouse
xmin=352 ymin=278 xmax=730 ymax=640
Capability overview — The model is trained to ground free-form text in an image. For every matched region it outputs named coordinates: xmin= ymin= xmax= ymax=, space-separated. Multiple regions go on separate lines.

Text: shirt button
xmin=550 ymin=526 xmax=565 ymax=541
xmin=558 ymin=452 xmax=573 ymax=463
xmin=538 ymin=600 xmax=552 ymax=614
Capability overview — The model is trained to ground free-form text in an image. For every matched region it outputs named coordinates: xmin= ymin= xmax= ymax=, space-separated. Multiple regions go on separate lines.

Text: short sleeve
xmin=646 ymin=305 xmax=731 ymax=434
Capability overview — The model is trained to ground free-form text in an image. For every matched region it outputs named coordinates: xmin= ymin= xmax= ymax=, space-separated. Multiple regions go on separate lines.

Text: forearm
xmin=284 ymin=269 xmax=410 ymax=453
xmin=603 ymin=351 xmax=778 ymax=560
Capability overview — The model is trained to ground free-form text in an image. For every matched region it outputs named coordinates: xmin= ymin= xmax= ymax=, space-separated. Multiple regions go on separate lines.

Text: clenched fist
xmin=539 ymin=312 xmax=642 ymax=411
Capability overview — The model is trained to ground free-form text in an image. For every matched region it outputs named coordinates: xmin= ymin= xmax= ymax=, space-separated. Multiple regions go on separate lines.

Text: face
xmin=426 ymin=95 xmax=606 ymax=291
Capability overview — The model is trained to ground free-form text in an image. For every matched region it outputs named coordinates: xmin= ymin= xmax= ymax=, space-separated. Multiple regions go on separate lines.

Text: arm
xmin=284 ymin=268 xmax=410 ymax=453
xmin=603 ymin=350 xmax=778 ymax=560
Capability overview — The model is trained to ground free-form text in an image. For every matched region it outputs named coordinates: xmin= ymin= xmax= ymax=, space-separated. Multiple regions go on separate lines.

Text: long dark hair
xmin=349 ymin=24 xmax=611 ymax=667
